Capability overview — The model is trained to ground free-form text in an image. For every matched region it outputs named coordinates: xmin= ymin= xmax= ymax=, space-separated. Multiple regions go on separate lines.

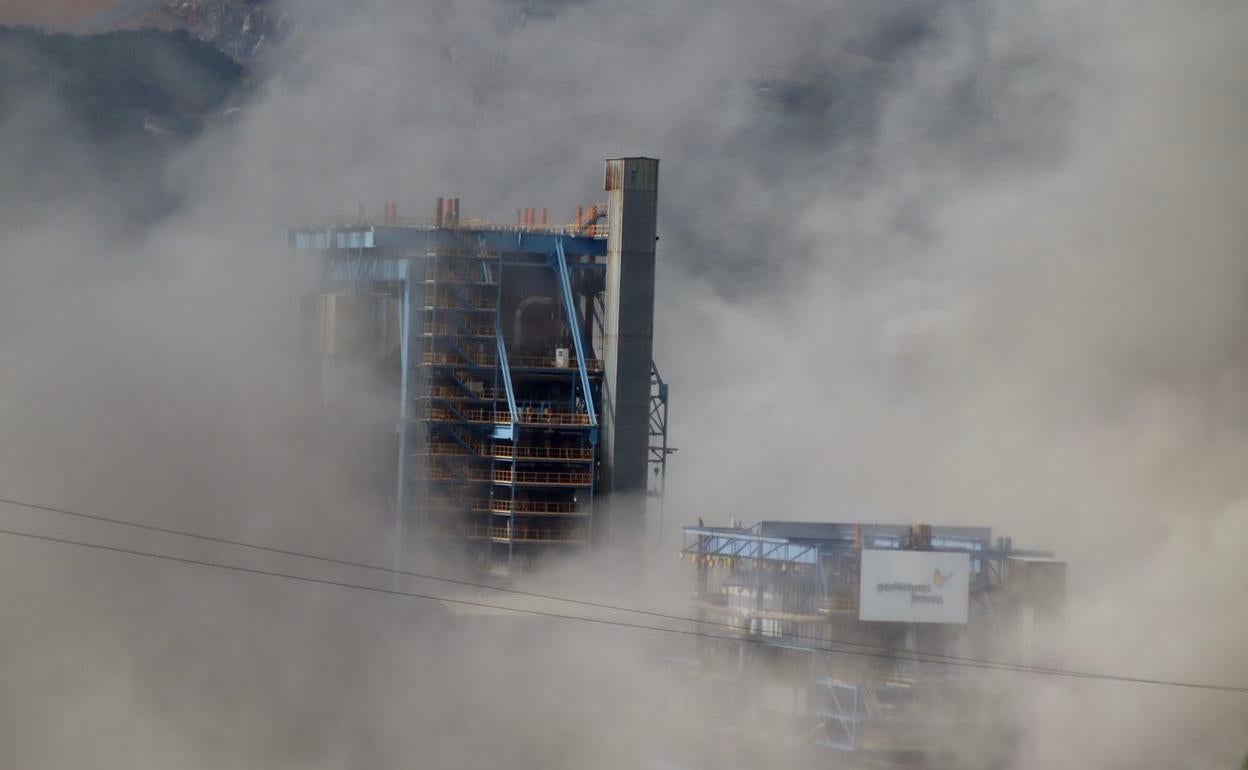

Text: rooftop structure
xmin=289 ymin=158 xmax=670 ymax=574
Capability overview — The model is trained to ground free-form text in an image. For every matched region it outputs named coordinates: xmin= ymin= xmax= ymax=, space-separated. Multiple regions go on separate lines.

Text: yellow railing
xmin=422 ymin=442 xmax=472 ymax=457
xmin=425 ymin=293 xmax=497 ymax=311
xmin=481 ymin=499 xmax=583 ymax=515
xmin=422 ymin=323 xmax=493 ymax=338
xmin=424 ymin=496 xmax=585 ymax=517
xmin=421 ymin=351 xmax=601 ymax=373
xmin=294 ymin=216 xmax=610 ymax=240
xmin=422 ymin=496 xmax=473 ymax=511
xmin=422 ymin=407 xmax=457 ymax=423
xmin=424 ymin=264 xmax=498 ymax=285
xmin=425 ymin=418 xmax=593 ymax=462
xmin=447 ymin=425 xmax=485 ymax=454
xmin=421 ymin=351 xmax=497 ymax=368
xmin=471 ymin=409 xmax=509 ymax=425
xmin=509 ymin=355 xmax=604 ymax=372
xmin=464 ymin=525 xmax=588 ymax=543
xmin=424 ymin=384 xmax=502 ymax=401
xmin=427 ymin=463 xmax=590 ymax=486
xmin=491 ymin=469 xmax=593 ymax=486
xmin=490 ymin=444 xmax=594 ymax=461
xmin=422 ymin=466 xmax=460 ymax=481
xmin=422 ymin=406 xmax=590 ymax=427
xmin=513 ymin=408 xmax=592 ymax=427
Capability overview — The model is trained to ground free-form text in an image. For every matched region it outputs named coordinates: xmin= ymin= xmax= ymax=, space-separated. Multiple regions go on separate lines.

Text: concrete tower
xmin=600 ymin=157 xmax=659 ymax=540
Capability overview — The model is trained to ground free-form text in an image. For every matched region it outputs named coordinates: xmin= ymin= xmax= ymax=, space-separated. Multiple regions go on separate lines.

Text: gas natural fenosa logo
xmin=876 ymin=567 xmax=956 ymax=605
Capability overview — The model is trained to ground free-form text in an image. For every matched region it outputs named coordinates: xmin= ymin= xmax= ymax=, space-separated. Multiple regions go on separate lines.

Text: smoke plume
xmin=0 ymin=0 xmax=1245 ymax=767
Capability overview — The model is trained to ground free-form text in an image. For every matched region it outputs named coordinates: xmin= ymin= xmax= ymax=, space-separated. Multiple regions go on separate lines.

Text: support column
xmin=393 ymin=262 xmax=414 ymax=579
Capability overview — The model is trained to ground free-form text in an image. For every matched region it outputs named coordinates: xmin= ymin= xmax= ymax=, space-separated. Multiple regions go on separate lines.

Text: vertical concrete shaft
xmin=601 ymin=157 xmax=659 ymax=541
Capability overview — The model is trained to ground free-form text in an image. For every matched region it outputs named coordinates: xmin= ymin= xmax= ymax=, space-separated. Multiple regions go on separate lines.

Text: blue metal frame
xmin=292 ymin=224 xmax=607 ymax=260
xmin=552 ymin=237 xmax=598 ymax=428
xmin=648 ymin=362 xmax=671 ymax=492
xmin=682 ymin=520 xmax=1056 ymax=762
xmin=682 ymin=525 xmax=821 ymax=565
xmin=813 ymin=678 xmax=860 ymax=751
xmin=395 ymin=260 xmax=414 ymax=537
xmin=494 ymin=326 xmax=518 ymax=440
xmin=298 ymin=219 xmax=618 ymax=574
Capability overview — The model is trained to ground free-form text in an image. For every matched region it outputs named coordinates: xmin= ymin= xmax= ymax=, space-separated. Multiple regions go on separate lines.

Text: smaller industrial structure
xmin=672 ymin=520 xmax=1065 ymax=769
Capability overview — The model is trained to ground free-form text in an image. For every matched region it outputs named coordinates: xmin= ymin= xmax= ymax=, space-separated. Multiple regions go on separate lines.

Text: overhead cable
xmin=0 ymin=523 xmax=1244 ymax=695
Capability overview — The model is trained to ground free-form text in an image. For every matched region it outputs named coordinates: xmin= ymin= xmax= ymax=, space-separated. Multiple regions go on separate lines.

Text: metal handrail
xmin=554 ymin=236 xmax=598 ymax=428
xmin=423 ymin=385 xmax=502 ymax=400
xmin=294 ymin=215 xmax=609 ymax=239
xmin=464 ymin=524 xmax=588 ymax=543
xmin=508 ymin=354 xmax=603 ymax=372
xmin=481 ymin=499 xmax=584 ymax=515
xmin=425 ymin=264 xmax=498 ymax=285
xmin=513 ymin=408 xmax=593 ymax=427
xmin=491 ymin=444 xmax=594 ymax=461
xmin=420 ymin=442 xmax=473 ymax=457
xmin=430 ymin=464 xmax=591 ymax=486
xmin=425 ymin=292 xmax=497 ymax=311
xmin=422 ymin=323 xmax=493 ymax=338
xmin=421 ymin=406 xmax=591 ymax=427
xmin=491 ymin=469 xmax=593 ymax=486
xmin=421 ymin=351 xmax=498 ymax=368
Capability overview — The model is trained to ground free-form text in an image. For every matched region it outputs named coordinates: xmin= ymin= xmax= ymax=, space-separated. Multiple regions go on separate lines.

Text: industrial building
xmin=289 ymin=158 xmax=671 ymax=574
xmin=673 ymin=521 xmax=1065 ymax=769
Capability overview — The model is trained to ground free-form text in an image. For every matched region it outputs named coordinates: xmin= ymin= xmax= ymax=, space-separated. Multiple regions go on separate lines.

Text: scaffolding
xmin=410 ymin=233 xmax=599 ymax=573
xmin=290 ymin=163 xmax=670 ymax=574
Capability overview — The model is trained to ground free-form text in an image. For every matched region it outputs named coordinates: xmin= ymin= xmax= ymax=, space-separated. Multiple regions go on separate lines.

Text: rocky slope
xmin=0 ymin=0 xmax=287 ymax=63
xmin=0 ymin=25 xmax=247 ymax=227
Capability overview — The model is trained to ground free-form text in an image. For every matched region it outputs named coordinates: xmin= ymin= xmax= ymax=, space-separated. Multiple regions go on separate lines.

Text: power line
xmin=0 ymin=494 xmax=1236 ymax=686
xmin=0 ymin=494 xmax=1077 ymax=676
xmin=0 ymin=524 xmax=1244 ymax=695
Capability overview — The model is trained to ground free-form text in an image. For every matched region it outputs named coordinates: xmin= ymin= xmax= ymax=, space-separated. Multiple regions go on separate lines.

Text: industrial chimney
xmin=599 ymin=157 xmax=659 ymax=542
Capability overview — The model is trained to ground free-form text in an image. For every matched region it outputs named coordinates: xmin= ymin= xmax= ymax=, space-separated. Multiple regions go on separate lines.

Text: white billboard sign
xmin=858 ymin=550 xmax=970 ymax=624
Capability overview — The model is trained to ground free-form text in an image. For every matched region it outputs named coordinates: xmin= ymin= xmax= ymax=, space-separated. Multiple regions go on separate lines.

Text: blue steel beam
xmin=682 ymin=526 xmax=1044 ymax=567
xmin=443 ymin=337 xmax=482 ymax=368
xmin=326 ymin=257 xmax=600 ymax=286
xmin=553 ymin=237 xmax=598 ymax=428
xmin=440 ymin=368 xmax=488 ymax=400
xmin=681 ymin=528 xmax=821 ymax=566
xmin=433 ymin=400 xmax=474 ymax=425
xmin=441 ymin=426 xmax=482 ymax=456
xmin=731 ymin=537 xmax=753 ymax=558
xmin=292 ymin=226 xmax=607 ymax=259
xmin=394 ymin=262 xmax=414 ymax=536
xmin=494 ymin=327 xmax=519 ymax=436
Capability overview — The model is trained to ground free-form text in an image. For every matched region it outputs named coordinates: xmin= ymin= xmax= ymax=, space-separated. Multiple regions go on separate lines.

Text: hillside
xmin=0 ymin=25 xmax=246 ymax=226
xmin=0 ymin=0 xmax=285 ymax=62
xmin=0 ymin=0 xmax=121 ymax=27
xmin=0 ymin=26 xmax=243 ymax=134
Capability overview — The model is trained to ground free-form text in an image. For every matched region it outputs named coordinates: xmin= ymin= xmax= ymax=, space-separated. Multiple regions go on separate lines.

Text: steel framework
xmin=292 ymin=211 xmax=672 ymax=573
xmin=679 ymin=520 xmax=1058 ymax=764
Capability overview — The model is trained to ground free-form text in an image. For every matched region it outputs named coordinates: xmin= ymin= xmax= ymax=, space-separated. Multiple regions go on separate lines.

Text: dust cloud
xmin=0 ymin=0 xmax=1245 ymax=768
